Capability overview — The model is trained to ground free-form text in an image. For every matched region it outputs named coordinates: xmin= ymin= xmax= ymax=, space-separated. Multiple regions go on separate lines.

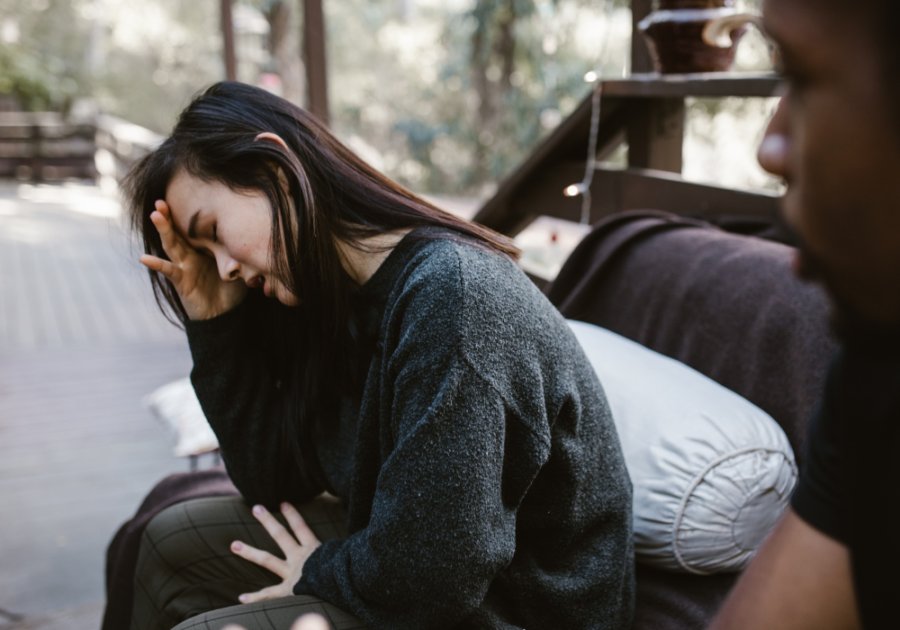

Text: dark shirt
xmin=185 ymin=229 xmax=635 ymax=630
xmin=791 ymin=337 xmax=900 ymax=629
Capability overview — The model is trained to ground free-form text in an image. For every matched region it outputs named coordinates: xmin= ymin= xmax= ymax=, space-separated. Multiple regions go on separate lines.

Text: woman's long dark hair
xmin=124 ymin=81 xmax=518 ymax=488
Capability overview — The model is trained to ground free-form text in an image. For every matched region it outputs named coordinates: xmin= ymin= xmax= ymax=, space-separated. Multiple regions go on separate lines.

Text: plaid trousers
xmin=131 ymin=495 xmax=370 ymax=630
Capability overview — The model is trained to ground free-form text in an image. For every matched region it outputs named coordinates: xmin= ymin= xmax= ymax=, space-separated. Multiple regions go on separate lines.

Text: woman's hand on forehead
xmin=139 ymin=199 xmax=248 ymax=320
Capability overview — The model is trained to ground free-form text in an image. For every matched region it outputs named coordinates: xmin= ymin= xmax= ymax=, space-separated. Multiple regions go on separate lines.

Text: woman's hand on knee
xmin=222 ymin=612 xmax=331 ymax=630
xmin=291 ymin=614 xmax=331 ymax=630
xmin=231 ymin=502 xmax=322 ymax=603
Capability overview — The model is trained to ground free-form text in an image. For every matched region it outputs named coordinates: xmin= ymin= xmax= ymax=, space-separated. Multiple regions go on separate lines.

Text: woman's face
xmin=165 ymin=169 xmax=300 ymax=306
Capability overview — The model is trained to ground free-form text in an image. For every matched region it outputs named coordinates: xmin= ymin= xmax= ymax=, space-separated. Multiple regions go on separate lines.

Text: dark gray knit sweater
xmin=185 ymin=230 xmax=634 ymax=630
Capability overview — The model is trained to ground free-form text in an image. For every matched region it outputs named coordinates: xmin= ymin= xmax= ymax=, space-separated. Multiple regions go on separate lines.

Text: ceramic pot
xmin=638 ymin=0 xmax=761 ymax=74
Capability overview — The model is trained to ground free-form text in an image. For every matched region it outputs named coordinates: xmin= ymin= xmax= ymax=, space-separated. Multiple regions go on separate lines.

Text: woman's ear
xmin=254 ymin=132 xmax=290 ymax=152
xmin=255 ymin=132 xmax=293 ymax=193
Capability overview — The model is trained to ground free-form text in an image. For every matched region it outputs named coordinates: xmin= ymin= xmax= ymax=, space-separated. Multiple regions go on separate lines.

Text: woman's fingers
xmin=229 ymin=507 xmax=321 ymax=614
xmin=237 ymin=582 xmax=291 ymax=604
xmin=150 ymin=200 xmax=190 ymax=262
xmin=230 ymin=540 xmax=288 ymax=577
xmin=292 ymin=614 xmax=331 ymax=630
xmin=139 ymin=254 xmax=179 ymax=280
xmin=154 ymin=198 xmax=171 ymax=219
xmin=154 ymin=199 xmax=178 ymax=231
xmin=218 ymin=614 xmax=331 ymax=630
xmin=149 ymin=210 xmax=177 ymax=259
xmin=251 ymin=505 xmax=302 ymax=555
xmin=281 ymin=503 xmax=319 ymax=548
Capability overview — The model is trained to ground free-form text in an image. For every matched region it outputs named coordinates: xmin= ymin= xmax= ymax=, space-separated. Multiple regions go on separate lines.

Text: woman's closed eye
xmin=212 ymin=224 xmax=218 ymax=244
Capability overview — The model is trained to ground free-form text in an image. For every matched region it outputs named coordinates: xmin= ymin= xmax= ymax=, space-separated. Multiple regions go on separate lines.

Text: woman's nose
xmin=757 ymin=96 xmax=791 ymax=178
xmin=217 ymin=255 xmax=241 ymax=281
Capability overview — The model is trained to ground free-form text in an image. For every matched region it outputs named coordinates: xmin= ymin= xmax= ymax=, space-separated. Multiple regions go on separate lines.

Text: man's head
xmin=759 ymin=0 xmax=900 ymax=333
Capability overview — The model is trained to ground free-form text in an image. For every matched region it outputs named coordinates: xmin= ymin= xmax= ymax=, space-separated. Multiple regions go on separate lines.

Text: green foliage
xmin=0 ymin=0 xmax=222 ymax=131
xmin=0 ymin=44 xmax=55 ymax=110
xmin=0 ymin=0 xmax=86 ymax=111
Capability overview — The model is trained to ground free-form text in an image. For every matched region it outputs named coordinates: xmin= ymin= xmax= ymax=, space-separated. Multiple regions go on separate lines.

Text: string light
xmin=562 ymin=78 xmax=602 ymax=225
xmin=564 ymin=183 xmax=588 ymax=197
xmin=562 ymin=0 xmax=615 ymax=226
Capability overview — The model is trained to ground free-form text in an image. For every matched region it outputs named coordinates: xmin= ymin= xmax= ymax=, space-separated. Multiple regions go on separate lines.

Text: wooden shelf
xmin=603 ymin=73 xmax=783 ymax=98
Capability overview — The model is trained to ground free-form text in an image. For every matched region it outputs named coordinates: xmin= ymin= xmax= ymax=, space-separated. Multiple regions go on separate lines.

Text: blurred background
xmin=0 ymin=0 xmax=778 ymax=196
xmin=0 ymin=1 xmax=778 ymax=629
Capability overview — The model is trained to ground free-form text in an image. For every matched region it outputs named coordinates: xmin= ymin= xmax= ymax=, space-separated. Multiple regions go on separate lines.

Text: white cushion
xmin=143 ymin=378 xmax=219 ymax=457
xmin=568 ymin=320 xmax=797 ymax=574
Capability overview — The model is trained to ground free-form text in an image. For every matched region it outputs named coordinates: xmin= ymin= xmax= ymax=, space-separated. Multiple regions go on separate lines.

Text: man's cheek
xmin=792 ymin=145 xmax=843 ymax=237
xmin=779 ymin=173 xmax=815 ymax=244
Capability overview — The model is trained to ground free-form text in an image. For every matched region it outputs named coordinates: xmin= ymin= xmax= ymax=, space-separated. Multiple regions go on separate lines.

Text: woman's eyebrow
xmin=187 ymin=210 xmax=201 ymax=239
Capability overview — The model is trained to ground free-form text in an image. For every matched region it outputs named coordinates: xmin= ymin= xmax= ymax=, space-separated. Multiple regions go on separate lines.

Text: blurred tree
xmin=325 ymin=0 xmax=630 ymax=195
xmin=0 ymin=42 xmax=57 ymax=110
xmin=0 ymin=0 xmax=87 ymax=111
xmin=469 ymin=0 xmax=535 ymax=181
xmin=264 ymin=0 xmax=305 ymax=105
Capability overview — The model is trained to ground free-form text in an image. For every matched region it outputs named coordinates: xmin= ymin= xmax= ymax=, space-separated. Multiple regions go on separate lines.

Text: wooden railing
xmin=0 ymin=112 xmax=97 ymax=181
xmin=474 ymin=73 xmax=783 ymax=236
xmin=0 ymin=112 xmax=162 ymax=183
xmin=94 ymin=114 xmax=164 ymax=180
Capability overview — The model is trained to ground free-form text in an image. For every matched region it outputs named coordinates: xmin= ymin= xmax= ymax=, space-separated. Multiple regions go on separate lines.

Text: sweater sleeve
xmin=294 ymin=258 xmax=552 ymax=629
xmin=185 ymin=299 xmax=323 ymax=508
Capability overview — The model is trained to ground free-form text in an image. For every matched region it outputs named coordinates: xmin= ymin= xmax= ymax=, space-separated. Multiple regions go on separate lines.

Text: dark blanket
xmin=547 ymin=210 xmax=837 ymax=630
xmin=101 ymin=467 xmax=238 ymax=630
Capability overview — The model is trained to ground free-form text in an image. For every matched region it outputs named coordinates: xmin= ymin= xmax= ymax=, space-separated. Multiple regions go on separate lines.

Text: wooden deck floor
xmin=0 ymin=183 xmax=192 ymax=629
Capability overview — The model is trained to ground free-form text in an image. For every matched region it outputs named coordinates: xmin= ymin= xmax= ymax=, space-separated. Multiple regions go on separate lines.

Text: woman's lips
xmin=246 ymin=275 xmax=264 ymax=290
xmin=245 ymin=274 xmax=274 ymax=298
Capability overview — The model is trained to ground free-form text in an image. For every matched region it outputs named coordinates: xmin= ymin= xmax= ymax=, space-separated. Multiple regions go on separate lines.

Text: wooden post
xmin=221 ymin=0 xmax=237 ymax=81
xmin=631 ymin=0 xmax=654 ymax=74
xmin=303 ymin=0 xmax=329 ymax=126
xmin=30 ymin=123 xmax=43 ymax=182
xmin=627 ymin=98 xmax=685 ymax=172
xmin=627 ymin=0 xmax=684 ymax=173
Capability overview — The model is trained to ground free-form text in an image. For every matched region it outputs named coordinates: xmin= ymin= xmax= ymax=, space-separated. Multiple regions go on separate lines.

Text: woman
xmin=124 ymin=81 xmax=634 ymax=630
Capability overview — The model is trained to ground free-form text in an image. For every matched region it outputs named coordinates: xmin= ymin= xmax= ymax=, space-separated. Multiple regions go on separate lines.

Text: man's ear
xmin=254 ymin=132 xmax=290 ymax=152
